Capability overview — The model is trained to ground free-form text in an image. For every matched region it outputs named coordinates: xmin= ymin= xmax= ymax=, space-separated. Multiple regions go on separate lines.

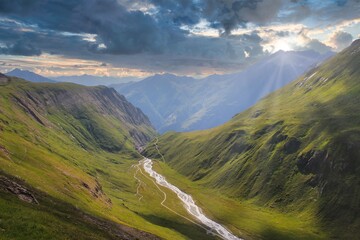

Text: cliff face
xmin=1 ymin=77 xmax=156 ymax=151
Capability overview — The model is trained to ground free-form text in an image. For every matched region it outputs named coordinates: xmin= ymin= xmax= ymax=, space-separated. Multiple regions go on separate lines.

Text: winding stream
xmin=142 ymin=158 xmax=242 ymax=240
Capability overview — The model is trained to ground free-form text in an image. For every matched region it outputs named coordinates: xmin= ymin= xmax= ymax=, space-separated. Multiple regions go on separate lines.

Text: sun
xmin=273 ymin=39 xmax=293 ymax=52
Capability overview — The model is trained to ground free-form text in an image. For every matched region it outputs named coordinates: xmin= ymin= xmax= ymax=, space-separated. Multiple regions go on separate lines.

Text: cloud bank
xmin=0 ymin=0 xmax=359 ymax=76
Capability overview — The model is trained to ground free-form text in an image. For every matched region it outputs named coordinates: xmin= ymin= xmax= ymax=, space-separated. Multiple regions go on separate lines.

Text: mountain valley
xmin=143 ymin=40 xmax=360 ymax=239
xmin=114 ymin=50 xmax=333 ymax=133
xmin=1 ymin=1 xmax=360 ymax=239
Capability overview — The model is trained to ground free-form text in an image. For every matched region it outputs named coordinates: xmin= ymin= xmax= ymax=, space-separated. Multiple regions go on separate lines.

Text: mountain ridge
xmin=6 ymin=68 xmax=56 ymax=83
xmin=143 ymin=41 xmax=360 ymax=239
xmin=0 ymin=76 xmax=166 ymax=239
xmin=114 ymin=50 xmax=334 ymax=133
xmin=52 ymin=74 xmax=142 ymax=86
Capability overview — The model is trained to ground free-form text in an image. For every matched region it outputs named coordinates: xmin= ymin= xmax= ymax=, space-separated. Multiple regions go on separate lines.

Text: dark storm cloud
xmin=148 ymin=0 xmax=279 ymax=34
xmin=0 ymin=0 xmax=269 ymax=73
xmin=0 ymin=0 xmax=359 ymax=74
xmin=149 ymin=0 xmax=201 ymax=25
xmin=0 ymin=0 xmax=184 ymax=54
xmin=0 ymin=0 xmax=359 ymax=55
xmin=0 ymin=40 xmax=41 ymax=56
xmin=0 ymin=21 xmax=93 ymax=57
xmin=147 ymin=0 xmax=360 ymax=34
xmin=285 ymin=0 xmax=360 ymax=22
xmin=91 ymin=33 xmax=264 ymax=74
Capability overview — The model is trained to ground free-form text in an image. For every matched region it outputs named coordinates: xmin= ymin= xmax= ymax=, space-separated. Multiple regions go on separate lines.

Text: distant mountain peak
xmin=7 ymin=68 xmax=33 ymax=75
xmin=153 ymin=73 xmax=178 ymax=78
xmin=6 ymin=68 xmax=55 ymax=83
xmin=52 ymin=74 xmax=142 ymax=86
xmin=8 ymin=68 xmax=26 ymax=73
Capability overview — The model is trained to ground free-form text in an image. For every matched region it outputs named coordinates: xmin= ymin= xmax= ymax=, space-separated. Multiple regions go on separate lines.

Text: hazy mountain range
xmin=6 ymin=68 xmax=56 ymax=83
xmin=51 ymin=74 xmax=142 ymax=86
xmin=5 ymin=69 xmax=142 ymax=86
xmin=7 ymin=50 xmax=334 ymax=134
xmin=114 ymin=50 xmax=334 ymax=133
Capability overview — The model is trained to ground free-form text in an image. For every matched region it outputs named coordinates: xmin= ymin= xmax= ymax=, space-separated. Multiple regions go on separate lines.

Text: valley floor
xmin=147 ymin=159 xmax=327 ymax=240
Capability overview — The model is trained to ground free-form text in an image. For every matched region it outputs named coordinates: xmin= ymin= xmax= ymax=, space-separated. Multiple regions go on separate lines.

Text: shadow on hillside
xmin=296 ymin=90 xmax=360 ymax=237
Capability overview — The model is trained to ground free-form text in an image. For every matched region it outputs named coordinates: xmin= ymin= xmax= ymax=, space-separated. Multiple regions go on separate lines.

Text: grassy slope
xmin=0 ymin=78 xmax=216 ymax=239
xmin=0 ymin=172 xmax=149 ymax=240
xmin=144 ymin=40 xmax=360 ymax=239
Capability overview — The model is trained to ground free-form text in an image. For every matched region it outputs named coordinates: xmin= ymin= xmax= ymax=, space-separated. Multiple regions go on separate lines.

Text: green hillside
xmin=0 ymin=77 xmax=218 ymax=240
xmin=144 ymin=40 xmax=360 ymax=239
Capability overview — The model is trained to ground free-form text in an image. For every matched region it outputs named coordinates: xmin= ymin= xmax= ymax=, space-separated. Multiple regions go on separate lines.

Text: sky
xmin=0 ymin=0 xmax=359 ymax=78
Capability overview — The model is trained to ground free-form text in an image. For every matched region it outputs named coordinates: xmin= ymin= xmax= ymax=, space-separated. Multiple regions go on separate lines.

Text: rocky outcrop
xmin=0 ymin=73 xmax=9 ymax=86
xmin=268 ymin=131 xmax=287 ymax=144
xmin=12 ymin=95 xmax=47 ymax=126
xmin=254 ymin=121 xmax=284 ymax=139
xmin=296 ymin=150 xmax=328 ymax=175
xmin=81 ymin=180 xmax=112 ymax=206
xmin=283 ymin=137 xmax=301 ymax=154
xmin=0 ymin=145 xmax=11 ymax=160
xmin=7 ymin=78 xmax=156 ymax=151
xmin=0 ymin=176 xmax=38 ymax=204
